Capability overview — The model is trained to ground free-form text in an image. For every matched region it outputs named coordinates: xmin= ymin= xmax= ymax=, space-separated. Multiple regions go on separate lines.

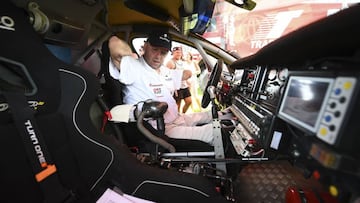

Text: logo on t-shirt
xmin=153 ymin=87 xmax=162 ymax=97
xmin=150 ymin=83 xmax=164 ymax=97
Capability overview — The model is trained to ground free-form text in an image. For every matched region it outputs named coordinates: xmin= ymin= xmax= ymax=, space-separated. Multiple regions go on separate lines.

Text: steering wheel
xmin=201 ymin=59 xmax=223 ymax=108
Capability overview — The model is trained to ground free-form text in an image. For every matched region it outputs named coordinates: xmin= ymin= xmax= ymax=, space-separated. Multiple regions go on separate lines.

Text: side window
xmin=133 ymin=38 xmax=146 ymax=57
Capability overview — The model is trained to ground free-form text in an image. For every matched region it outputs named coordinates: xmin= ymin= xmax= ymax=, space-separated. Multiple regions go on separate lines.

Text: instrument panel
xmin=258 ymin=67 xmax=289 ymax=112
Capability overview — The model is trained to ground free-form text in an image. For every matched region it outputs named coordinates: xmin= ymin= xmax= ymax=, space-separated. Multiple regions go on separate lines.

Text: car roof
xmin=108 ymin=0 xmax=183 ymax=27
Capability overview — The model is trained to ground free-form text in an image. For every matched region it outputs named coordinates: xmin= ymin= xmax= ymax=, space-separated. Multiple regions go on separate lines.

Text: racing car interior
xmin=1 ymin=0 xmax=360 ymax=202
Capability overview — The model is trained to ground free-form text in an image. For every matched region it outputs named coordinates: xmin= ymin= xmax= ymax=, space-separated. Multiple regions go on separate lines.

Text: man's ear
xmin=143 ymin=42 xmax=149 ymax=53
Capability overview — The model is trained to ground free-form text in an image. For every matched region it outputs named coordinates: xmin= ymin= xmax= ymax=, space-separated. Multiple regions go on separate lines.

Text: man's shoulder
xmin=123 ymin=55 xmax=138 ymax=61
xmin=122 ymin=55 xmax=143 ymax=67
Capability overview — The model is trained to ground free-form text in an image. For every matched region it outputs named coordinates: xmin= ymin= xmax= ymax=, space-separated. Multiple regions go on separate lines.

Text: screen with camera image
xmin=278 ymin=76 xmax=334 ymax=133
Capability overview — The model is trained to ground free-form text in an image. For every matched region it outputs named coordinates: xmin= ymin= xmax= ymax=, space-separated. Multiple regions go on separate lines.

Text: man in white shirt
xmin=108 ymin=31 xmax=215 ymax=145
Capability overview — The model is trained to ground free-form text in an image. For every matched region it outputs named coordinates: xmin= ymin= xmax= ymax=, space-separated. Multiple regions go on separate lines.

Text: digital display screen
xmin=278 ymin=76 xmax=334 ymax=133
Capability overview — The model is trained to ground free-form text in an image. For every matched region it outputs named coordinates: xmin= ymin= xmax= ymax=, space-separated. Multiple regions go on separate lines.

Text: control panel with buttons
xmin=316 ymin=77 xmax=357 ymax=145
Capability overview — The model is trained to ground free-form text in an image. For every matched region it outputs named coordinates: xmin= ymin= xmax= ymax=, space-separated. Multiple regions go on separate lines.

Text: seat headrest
xmin=0 ymin=1 xmax=62 ymax=119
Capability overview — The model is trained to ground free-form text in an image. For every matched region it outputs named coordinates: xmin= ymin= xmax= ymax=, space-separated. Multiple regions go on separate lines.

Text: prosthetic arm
xmin=137 ymin=101 xmax=176 ymax=153
xmin=109 ymin=100 xmax=176 ymax=153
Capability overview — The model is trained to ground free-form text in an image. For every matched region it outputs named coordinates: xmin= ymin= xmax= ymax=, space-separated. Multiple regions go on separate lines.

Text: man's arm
xmin=182 ymin=69 xmax=192 ymax=80
xmin=108 ymin=36 xmax=133 ymax=69
xmin=166 ymin=60 xmax=176 ymax=69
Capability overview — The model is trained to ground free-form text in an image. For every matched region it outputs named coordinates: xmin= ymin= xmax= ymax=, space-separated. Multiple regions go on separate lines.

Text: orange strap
xmin=35 ymin=164 xmax=57 ymax=182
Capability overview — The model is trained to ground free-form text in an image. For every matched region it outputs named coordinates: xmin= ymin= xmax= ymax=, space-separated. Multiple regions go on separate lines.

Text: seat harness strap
xmin=4 ymin=91 xmax=76 ymax=203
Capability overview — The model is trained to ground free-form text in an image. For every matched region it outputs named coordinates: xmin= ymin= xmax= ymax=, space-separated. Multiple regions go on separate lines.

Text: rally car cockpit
xmin=1 ymin=0 xmax=360 ymax=202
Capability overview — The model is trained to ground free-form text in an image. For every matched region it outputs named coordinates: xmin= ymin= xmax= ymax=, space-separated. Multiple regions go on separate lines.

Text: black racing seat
xmin=0 ymin=2 xmax=228 ymax=202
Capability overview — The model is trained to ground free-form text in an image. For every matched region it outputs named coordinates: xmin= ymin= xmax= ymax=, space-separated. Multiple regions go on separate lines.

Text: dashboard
xmin=223 ymin=59 xmax=360 ymax=203
xmin=219 ymin=4 xmax=360 ymax=203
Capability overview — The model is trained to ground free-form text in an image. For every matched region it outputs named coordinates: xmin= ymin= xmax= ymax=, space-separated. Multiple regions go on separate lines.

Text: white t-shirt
xmin=109 ymin=56 xmax=183 ymax=123
xmin=173 ymin=59 xmax=189 ymax=89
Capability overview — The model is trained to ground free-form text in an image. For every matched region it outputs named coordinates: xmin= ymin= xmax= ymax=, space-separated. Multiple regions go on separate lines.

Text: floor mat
xmin=233 ymin=160 xmax=324 ymax=203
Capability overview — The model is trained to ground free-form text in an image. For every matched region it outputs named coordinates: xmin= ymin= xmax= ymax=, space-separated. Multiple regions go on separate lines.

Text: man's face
xmin=143 ymin=43 xmax=169 ymax=69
